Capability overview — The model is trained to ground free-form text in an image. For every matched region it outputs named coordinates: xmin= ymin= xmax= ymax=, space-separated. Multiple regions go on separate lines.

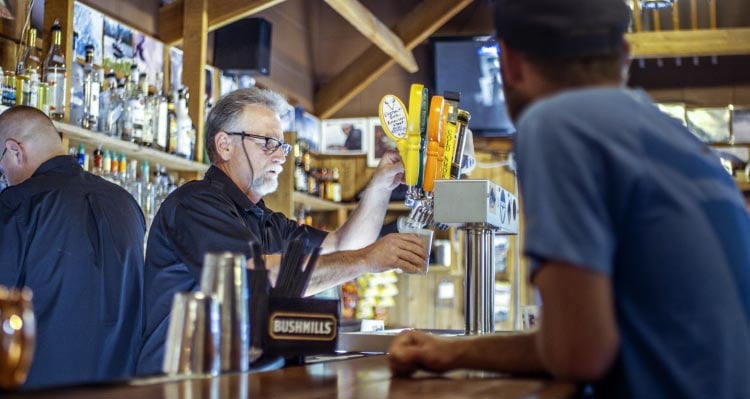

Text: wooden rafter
xmin=158 ymin=0 xmax=286 ymax=45
xmin=315 ymin=0 xmax=473 ymax=119
xmin=323 ymin=0 xmax=418 ymax=73
xmin=627 ymin=28 xmax=750 ymax=58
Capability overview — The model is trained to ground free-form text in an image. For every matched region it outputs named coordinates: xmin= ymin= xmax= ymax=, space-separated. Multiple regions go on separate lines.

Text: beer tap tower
xmin=380 ymin=85 xmax=521 ymax=335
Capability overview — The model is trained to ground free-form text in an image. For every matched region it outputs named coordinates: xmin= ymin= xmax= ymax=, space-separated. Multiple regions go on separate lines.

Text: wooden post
xmin=632 ymin=0 xmax=642 ymax=32
xmin=42 ymin=0 xmax=74 ymax=123
xmin=182 ymin=0 xmax=207 ymax=163
xmin=672 ymin=0 xmax=680 ymax=31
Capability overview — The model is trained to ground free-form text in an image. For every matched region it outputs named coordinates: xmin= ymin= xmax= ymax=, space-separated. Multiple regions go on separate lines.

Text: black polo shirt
xmin=137 ymin=166 xmax=327 ymax=375
xmin=0 ymin=155 xmax=146 ymax=388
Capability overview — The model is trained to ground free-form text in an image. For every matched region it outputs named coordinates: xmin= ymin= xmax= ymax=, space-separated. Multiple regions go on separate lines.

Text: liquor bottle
xmin=153 ymin=72 xmax=169 ymax=152
xmin=16 ymin=28 xmax=41 ymax=107
xmin=118 ymin=152 xmax=127 ymax=182
xmin=140 ymin=73 xmax=154 ymax=147
xmin=37 ymin=82 xmax=50 ymax=115
xmin=76 ymin=143 xmax=86 ymax=168
xmin=92 ymin=145 xmax=103 ymax=175
xmin=102 ymin=149 xmax=111 ymax=178
xmin=128 ymin=69 xmax=145 ymax=145
xmin=43 ymin=19 xmax=66 ymax=121
xmin=101 ymin=70 xmax=120 ymax=136
xmin=81 ymin=44 xmax=100 ymax=130
xmin=120 ymin=78 xmax=134 ymax=142
xmin=22 ymin=70 xmax=39 ymax=107
xmin=330 ymin=168 xmax=342 ymax=203
xmin=167 ymin=91 xmax=178 ymax=154
xmin=174 ymin=88 xmax=193 ymax=158
xmin=3 ymin=71 xmax=16 ymax=106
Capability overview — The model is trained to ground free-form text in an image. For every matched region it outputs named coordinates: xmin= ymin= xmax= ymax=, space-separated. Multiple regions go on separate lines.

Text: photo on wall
xmin=294 ymin=107 xmax=321 ymax=152
xmin=686 ymin=107 xmax=731 ymax=143
xmin=320 ymin=118 xmax=367 ymax=154
xmin=103 ymin=18 xmax=134 ymax=76
xmin=366 ymin=117 xmax=396 ymax=167
xmin=73 ymin=2 xmax=104 ymax=65
xmin=134 ymin=32 xmax=164 ymax=87
xmin=732 ymin=108 xmax=750 ymax=144
xmin=169 ymin=47 xmax=183 ymax=90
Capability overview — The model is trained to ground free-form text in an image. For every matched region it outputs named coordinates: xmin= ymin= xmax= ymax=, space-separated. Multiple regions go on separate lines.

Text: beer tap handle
xmin=423 ymin=95 xmax=444 ymax=193
xmin=436 ymin=102 xmax=449 ymax=179
xmin=378 ymin=94 xmax=408 ymax=162
xmin=405 ymin=84 xmax=424 ymax=188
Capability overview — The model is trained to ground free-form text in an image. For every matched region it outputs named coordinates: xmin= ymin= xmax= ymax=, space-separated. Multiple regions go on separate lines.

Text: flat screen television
xmin=432 ymin=36 xmax=516 ymax=137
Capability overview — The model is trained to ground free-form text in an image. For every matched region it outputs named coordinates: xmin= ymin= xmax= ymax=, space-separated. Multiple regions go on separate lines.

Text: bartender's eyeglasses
xmin=226 ymin=132 xmax=291 ymax=157
xmin=0 ymin=148 xmax=7 ymax=163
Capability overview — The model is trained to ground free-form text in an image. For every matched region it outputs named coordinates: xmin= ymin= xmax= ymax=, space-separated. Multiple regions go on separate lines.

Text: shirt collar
xmin=33 ymin=155 xmax=82 ymax=177
xmin=204 ymin=166 xmax=267 ymax=217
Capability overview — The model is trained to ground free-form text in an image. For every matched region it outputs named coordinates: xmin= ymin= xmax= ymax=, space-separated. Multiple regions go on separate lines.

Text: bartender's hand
xmin=388 ymin=330 xmax=460 ymax=377
xmin=368 ymin=150 xmax=404 ymax=191
xmin=362 ymin=233 xmax=427 ymax=274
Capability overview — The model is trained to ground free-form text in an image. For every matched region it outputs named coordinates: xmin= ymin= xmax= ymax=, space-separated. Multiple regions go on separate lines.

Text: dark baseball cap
xmin=494 ymin=0 xmax=631 ymax=57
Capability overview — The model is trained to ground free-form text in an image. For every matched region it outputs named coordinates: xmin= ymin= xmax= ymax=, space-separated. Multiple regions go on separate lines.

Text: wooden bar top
xmin=5 ymin=355 xmax=577 ymax=399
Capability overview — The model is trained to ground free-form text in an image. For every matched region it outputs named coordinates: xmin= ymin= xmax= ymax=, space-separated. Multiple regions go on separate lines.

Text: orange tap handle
xmin=436 ymin=102 xmax=449 ymax=179
xmin=423 ymin=96 xmax=444 ymax=193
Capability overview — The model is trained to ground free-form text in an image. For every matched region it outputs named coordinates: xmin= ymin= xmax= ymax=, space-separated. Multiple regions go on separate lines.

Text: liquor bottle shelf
xmin=55 ymin=121 xmax=209 ymax=174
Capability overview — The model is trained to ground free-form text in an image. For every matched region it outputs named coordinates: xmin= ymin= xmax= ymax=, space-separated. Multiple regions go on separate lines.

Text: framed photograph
xmin=366 ymin=117 xmax=396 ymax=167
xmin=295 ymin=107 xmax=321 ymax=152
xmin=134 ymin=32 xmax=164 ymax=87
xmin=686 ymin=107 xmax=730 ymax=143
xmin=103 ymin=18 xmax=134 ymax=77
xmin=169 ymin=47 xmax=183 ymax=90
xmin=73 ymin=2 xmax=104 ymax=65
xmin=732 ymin=108 xmax=750 ymax=144
xmin=320 ymin=118 xmax=367 ymax=154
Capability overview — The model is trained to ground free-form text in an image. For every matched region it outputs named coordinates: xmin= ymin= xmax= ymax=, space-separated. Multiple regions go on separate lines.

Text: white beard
xmin=252 ymin=174 xmax=279 ymax=196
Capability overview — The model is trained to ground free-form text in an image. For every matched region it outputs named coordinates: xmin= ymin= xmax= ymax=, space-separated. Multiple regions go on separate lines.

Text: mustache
xmin=265 ymin=166 xmax=283 ymax=174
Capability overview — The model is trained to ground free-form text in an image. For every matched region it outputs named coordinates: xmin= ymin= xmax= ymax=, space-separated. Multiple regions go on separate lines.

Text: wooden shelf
xmin=736 ymin=178 xmax=750 ymax=192
xmin=55 ymin=121 xmax=209 ymax=174
xmin=292 ymin=191 xmax=410 ymax=212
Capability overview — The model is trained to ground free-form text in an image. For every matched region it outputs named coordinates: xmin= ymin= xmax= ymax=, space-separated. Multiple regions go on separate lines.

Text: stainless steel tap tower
xmin=434 ymin=179 xmax=519 ymax=335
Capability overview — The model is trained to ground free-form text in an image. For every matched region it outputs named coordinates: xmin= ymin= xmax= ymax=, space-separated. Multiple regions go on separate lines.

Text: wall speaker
xmin=214 ymin=18 xmax=272 ymax=76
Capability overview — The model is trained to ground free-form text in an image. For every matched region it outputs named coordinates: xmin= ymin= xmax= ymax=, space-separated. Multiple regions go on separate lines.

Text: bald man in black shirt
xmin=0 ymin=106 xmax=145 ymax=388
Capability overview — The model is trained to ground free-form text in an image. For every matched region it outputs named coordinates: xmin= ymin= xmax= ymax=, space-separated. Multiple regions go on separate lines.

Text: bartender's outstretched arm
xmin=388 ymin=262 xmax=619 ymax=382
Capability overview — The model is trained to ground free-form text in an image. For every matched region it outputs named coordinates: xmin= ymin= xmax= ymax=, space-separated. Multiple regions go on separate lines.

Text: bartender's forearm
xmin=302 ymin=250 xmax=370 ymax=295
xmin=323 ymin=185 xmax=391 ymax=252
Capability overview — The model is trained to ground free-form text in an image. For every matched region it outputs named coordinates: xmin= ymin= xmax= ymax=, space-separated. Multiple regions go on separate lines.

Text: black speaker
xmin=214 ymin=18 xmax=272 ymax=76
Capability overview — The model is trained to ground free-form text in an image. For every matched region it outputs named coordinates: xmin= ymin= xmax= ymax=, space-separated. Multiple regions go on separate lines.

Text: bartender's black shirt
xmin=0 ymin=155 xmax=146 ymax=388
xmin=136 ymin=166 xmax=327 ymax=375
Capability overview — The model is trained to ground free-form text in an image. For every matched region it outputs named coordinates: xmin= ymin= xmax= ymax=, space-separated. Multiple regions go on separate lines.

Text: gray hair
xmin=205 ymin=88 xmax=289 ymax=164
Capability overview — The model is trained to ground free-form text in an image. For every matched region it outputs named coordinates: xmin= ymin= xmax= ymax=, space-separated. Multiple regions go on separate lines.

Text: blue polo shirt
xmin=0 ymin=155 xmax=145 ymax=388
xmin=515 ymin=88 xmax=750 ymax=398
xmin=137 ymin=166 xmax=328 ymax=376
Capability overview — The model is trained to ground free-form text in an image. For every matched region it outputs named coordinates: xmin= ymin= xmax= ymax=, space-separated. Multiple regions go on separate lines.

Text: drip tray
xmin=336 ymin=329 xmax=465 ymax=353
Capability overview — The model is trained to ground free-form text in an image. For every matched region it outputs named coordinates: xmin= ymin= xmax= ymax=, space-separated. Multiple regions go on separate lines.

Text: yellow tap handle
xmin=436 ymin=102 xmax=449 ymax=178
xmin=423 ymin=96 xmax=444 ymax=193
xmin=405 ymin=84 xmax=424 ymax=187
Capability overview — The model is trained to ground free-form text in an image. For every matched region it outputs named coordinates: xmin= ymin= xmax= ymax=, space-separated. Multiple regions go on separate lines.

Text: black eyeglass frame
xmin=226 ymin=132 xmax=291 ymax=156
xmin=0 ymin=148 xmax=7 ymax=163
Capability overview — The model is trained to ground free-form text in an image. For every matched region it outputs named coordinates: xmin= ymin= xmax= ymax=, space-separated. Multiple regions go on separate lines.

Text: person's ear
xmin=214 ymin=131 xmax=234 ymax=162
xmin=499 ymin=42 xmax=523 ymax=86
xmin=6 ymin=139 xmax=25 ymax=166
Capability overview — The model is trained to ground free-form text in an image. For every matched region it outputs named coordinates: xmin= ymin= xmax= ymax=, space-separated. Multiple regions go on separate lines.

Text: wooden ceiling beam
xmin=627 ymin=28 xmax=750 ymax=58
xmin=323 ymin=0 xmax=418 ymax=73
xmin=159 ymin=0 xmax=286 ymax=45
xmin=315 ymin=0 xmax=473 ymax=119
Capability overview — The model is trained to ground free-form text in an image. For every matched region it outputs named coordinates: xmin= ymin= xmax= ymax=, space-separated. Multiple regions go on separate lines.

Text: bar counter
xmin=6 ymin=355 xmax=577 ymax=399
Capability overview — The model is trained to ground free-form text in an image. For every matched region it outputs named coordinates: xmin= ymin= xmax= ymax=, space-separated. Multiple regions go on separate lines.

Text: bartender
xmin=137 ymin=88 xmax=428 ymax=375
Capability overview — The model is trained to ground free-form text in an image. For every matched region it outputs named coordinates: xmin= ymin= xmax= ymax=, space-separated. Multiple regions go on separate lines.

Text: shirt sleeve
xmin=167 ymin=191 xmax=258 ymax=280
xmin=516 ymin=105 xmax=616 ymax=278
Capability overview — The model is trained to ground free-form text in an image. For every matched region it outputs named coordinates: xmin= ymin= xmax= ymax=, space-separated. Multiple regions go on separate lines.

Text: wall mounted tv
xmin=432 ymin=36 xmax=515 ymax=137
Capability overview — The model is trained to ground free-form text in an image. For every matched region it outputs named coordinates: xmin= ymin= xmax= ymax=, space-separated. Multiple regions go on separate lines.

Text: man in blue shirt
xmin=0 ymin=106 xmax=145 ymax=388
xmin=388 ymin=0 xmax=750 ymax=397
